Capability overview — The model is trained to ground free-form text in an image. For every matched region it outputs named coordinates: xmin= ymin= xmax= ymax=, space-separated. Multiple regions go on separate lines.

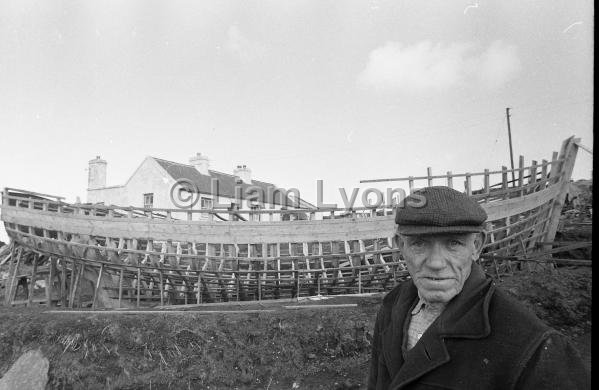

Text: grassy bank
xmin=0 ymin=267 xmax=591 ymax=389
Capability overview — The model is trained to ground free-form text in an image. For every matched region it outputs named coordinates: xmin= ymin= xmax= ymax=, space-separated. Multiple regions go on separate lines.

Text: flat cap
xmin=395 ymin=186 xmax=487 ymax=235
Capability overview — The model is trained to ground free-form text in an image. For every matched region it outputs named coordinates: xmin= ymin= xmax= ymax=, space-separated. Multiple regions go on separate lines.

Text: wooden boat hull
xmin=0 ymin=137 xmax=580 ymax=308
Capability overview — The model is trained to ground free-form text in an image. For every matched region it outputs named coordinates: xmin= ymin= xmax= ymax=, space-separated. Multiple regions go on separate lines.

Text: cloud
xmin=357 ymin=40 xmax=521 ymax=91
xmin=224 ymin=25 xmax=267 ymax=63
xmin=477 ymin=41 xmax=521 ymax=89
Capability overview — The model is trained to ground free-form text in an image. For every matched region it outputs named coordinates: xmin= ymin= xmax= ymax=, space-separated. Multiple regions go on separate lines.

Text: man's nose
xmin=425 ymin=242 xmax=447 ymax=269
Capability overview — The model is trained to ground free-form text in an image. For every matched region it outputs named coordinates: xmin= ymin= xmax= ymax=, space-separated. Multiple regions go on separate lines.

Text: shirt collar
xmin=411 ymin=293 xmax=448 ymax=315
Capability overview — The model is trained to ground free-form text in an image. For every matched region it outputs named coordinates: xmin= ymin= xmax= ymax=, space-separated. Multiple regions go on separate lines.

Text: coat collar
xmin=381 ymin=263 xmax=494 ymax=390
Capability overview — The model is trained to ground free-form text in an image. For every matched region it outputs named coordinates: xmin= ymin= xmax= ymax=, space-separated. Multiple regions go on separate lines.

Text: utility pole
xmin=506 ymin=108 xmax=515 ymax=186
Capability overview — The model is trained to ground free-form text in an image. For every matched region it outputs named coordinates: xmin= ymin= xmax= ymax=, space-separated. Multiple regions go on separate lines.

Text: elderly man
xmin=368 ymin=186 xmax=589 ymax=390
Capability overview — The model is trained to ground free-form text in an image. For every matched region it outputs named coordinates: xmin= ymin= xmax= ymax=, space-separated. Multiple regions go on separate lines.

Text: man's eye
xmin=448 ymin=240 xmax=463 ymax=248
xmin=411 ymin=240 xmax=425 ymax=248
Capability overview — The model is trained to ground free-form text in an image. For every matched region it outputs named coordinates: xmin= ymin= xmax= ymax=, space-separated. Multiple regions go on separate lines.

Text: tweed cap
xmin=395 ymin=186 xmax=487 ymax=235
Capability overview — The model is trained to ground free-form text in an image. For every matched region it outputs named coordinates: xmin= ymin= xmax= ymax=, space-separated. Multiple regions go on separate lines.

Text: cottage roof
xmin=153 ymin=157 xmax=314 ymax=208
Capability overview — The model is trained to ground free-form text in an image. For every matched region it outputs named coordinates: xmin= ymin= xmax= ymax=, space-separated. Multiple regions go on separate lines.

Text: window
xmin=200 ymin=197 xmax=213 ymax=209
xmin=143 ymin=193 xmax=154 ymax=208
xmin=250 ymin=205 xmax=261 ymax=221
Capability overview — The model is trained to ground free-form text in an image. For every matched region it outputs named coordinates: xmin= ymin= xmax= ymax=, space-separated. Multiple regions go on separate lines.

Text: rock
xmin=0 ymin=349 xmax=49 ymax=390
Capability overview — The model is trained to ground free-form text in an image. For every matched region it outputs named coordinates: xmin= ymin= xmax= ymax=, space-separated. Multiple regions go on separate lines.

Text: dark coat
xmin=368 ymin=264 xmax=590 ymax=390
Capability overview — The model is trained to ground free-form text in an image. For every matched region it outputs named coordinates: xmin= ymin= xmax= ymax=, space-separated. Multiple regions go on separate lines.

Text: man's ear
xmin=472 ymin=232 xmax=486 ymax=260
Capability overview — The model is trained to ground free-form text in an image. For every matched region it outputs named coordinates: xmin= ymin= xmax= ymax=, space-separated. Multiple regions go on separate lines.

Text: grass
xmin=0 ymin=266 xmax=591 ymax=389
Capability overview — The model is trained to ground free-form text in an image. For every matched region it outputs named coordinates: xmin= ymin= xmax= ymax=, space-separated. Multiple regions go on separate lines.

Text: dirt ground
xmin=0 ymin=265 xmax=592 ymax=390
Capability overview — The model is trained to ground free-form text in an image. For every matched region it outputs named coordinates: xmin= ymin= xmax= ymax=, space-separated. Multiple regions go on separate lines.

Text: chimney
xmin=88 ymin=156 xmax=107 ymax=190
xmin=189 ymin=153 xmax=210 ymax=175
xmin=233 ymin=164 xmax=252 ymax=184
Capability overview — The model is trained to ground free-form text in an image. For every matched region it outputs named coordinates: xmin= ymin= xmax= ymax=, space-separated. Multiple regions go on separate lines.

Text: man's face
xmin=398 ymin=232 xmax=483 ymax=304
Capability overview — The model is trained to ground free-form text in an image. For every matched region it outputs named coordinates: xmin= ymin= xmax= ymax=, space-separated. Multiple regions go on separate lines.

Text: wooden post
xmin=68 ymin=259 xmax=78 ymax=308
xmin=136 ymin=268 xmax=141 ymax=308
xmin=92 ymin=264 xmax=104 ymax=310
xmin=76 ymin=264 xmax=86 ymax=308
xmin=4 ymin=245 xmax=16 ymax=305
xmin=427 ymin=167 xmax=433 ymax=187
xmin=276 ymin=243 xmax=281 ymax=298
xmin=196 ymin=271 xmax=202 ymax=305
xmin=159 ymin=270 xmax=164 ymax=306
xmin=483 ymin=169 xmax=490 ymax=201
xmin=446 ymin=171 xmax=453 ymax=188
xmin=518 ymin=155 xmax=525 ymax=196
xmin=7 ymin=247 xmax=22 ymax=305
xmin=257 ymin=272 xmax=261 ymax=301
xmin=502 ymin=166 xmax=509 ymax=200
xmin=540 ymin=159 xmax=549 ymax=189
xmin=317 ymin=272 xmax=321 ymax=296
xmin=60 ymin=258 xmax=67 ymax=307
xmin=262 ymin=243 xmax=268 ymax=285
xmin=236 ymin=264 xmax=240 ymax=302
xmin=528 ymin=160 xmax=538 ymax=194
xmin=318 ymin=242 xmax=327 ymax=280
xmin=465 ymin=174 xmax=472 ymax=196
xmin=296 ymin=267 xmax=301 ymax=300
xmin=118 ymin=269 xmax=124 ymax=308
xmin=358 ymin=271 xmax=362 ymax=294
xmin=27 ymin=254 xmax=39 ymax=306
xmin=46 ymin=257 xmax=57 ymax=307
xmin=302 ymin=242 xmax=311 ymax=281
xmin=544 ymin=137 xmax=580 ymax=246
xmin=548 ymin=151 xmax=560 ymax=185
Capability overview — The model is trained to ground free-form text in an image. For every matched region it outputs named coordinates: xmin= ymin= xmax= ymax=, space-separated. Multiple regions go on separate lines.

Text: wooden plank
xmin=0 ymin=204 xmax=408 ymax=243
xmin=27 ymin=254 xmax=38 ymax=307
xmin=92 ymin=264 xmax=104 ymax=309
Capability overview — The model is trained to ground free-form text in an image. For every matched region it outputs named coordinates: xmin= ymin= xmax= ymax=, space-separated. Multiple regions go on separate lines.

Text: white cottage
xmin=86 ymin=154 xmax=314 ymax=221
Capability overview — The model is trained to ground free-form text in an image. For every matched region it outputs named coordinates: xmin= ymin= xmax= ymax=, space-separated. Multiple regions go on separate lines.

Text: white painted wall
xmin=86 ymin=157 xmax=300 ymax=222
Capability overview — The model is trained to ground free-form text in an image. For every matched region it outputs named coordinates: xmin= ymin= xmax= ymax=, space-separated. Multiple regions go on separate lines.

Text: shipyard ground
xmin=0 ymin=264 xmax=592 ymax=390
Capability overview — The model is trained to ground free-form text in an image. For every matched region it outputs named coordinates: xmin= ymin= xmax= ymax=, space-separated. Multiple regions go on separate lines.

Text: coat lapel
xmin=380 ymin=282 xmax=418 ymax=380
xmin=388 ymin=264 xmax=494 ymax=390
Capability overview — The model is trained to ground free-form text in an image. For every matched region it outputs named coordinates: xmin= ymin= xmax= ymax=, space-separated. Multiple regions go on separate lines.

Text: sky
xmin=0 ymin=0 xmax=594 ymax=243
